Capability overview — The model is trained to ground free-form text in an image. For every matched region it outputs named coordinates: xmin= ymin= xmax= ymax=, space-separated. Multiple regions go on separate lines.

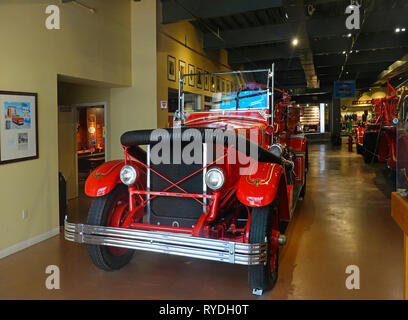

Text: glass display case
xmin=397 ymin=94 xmax=408 ymax=200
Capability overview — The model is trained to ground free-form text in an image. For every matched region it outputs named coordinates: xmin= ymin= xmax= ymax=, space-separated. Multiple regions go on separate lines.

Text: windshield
xmin=179 ymin=69 xmax=271 ymax=113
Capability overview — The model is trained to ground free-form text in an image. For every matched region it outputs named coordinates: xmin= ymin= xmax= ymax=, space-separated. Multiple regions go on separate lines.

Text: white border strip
xmin=0 ymin=227 xmax=60 ymax=259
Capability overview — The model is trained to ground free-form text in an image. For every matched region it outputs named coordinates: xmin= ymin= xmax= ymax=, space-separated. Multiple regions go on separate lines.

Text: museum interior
xmin=0 ymin=0 xmax=407 ymax=301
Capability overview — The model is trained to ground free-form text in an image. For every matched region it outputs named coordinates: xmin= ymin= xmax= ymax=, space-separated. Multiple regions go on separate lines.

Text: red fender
xmin=236 ymin=162 xmax=290 ymax=221
xmin=85 ymin=160 xmax=146 ymax=197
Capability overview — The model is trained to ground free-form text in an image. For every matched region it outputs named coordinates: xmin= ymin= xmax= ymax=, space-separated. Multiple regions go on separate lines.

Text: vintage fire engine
xmin=356 ymin=80 xmax=406 ymax=167
xmin=64 ymin=68 xmax=307 ymax=295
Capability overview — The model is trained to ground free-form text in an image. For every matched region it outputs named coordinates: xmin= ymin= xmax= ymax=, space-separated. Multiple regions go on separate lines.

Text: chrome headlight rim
xmin=269 ymin=143 xmax=283 ymax=157
xmin=120 ymin=165 xmax=137 ymax=186
xmin=205 ymin=167 xmax=225 ymax=191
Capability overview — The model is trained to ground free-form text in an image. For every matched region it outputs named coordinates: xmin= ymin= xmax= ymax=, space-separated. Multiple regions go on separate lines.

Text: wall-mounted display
xmin=188 ymin=64 xmax=195 ymax=87
xmin=210 ymin=75 xmax=215 ymax=92
xmin=196 ymin=68 xmax=203 ymax=89
xmin=204 ymin=71 xmax=209 ymax=91
xmin=0 ymin=91 xmax=38 ymax=164
xmin=179 ymin=60 xmax=186 ymax=84
xmin=167 ymin=55 xmax=176 ymax=81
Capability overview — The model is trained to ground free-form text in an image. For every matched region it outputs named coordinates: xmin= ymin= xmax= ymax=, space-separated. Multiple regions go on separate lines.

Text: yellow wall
xmin=110 ymin=0 xmax=158 ymax=158
xmin=0 ymin=0 xmax=157 ymax=254
xmin=156 ymin=1 xmax=232 ymax=128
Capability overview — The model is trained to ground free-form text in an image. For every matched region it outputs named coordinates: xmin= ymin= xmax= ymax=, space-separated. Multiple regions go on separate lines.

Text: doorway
xmin=76 ymin=105 xmax=106 ymax=190
xmin=57 ymin=102 xmax=107 ymax=222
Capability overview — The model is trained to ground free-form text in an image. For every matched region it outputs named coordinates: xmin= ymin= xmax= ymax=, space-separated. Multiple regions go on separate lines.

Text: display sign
xmin=0 ymin=91 xmax=38 ymax=164
xmin=334 ymin=80 xmax=356 ymax=98
xmin=160 ymin=100 xmax=167 ymax=109
xmin=352 ymin=100 xmax=372 ymax=106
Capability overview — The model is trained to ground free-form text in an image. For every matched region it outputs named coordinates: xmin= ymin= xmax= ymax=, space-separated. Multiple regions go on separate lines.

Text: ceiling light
xmin=342 ymin=51 xmax=346 ymax=54
xmin=396 ymin=28 xmax=401 ymax=32
xmin=402 ymin=28 xmax=406 ymax=32
xmin=292 ymin=38 xmax=298 ymax=46
xmin=285 ymin=12 xmax=289 ymax=19
xmin=347 ymin=33 xmax=352 ymax=38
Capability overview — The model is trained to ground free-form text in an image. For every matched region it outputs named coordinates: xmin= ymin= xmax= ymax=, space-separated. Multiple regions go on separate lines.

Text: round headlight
xmin=120 ymin=165 xmax=137 ymax=186
xmin=205 ymin=168 xmax=225 ymax=191
xmin=269 ymin=143 xmax=283 ymax=157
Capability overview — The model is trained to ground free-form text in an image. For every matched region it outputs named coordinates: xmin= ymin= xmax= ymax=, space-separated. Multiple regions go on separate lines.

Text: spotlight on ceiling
xmin=396 ymin=28 xmax=401 ymax=32
xmin=342 ymin=51 xmax=346 ymax=54
xmin=292 ymin=38 xmax=298 ymax=46
xmin=347 ymin=33 xmax=352 ymax=38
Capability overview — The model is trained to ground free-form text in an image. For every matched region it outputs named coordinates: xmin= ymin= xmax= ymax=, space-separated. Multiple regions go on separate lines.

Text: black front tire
xmin=86 ymin=184 xmax=135 ymax=271
xmin=248 ymin=202 xmax=279 ymax=292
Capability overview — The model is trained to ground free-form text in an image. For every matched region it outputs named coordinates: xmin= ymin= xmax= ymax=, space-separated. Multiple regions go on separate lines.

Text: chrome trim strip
xmin=64 ymin=221 xmax=267 ymax=266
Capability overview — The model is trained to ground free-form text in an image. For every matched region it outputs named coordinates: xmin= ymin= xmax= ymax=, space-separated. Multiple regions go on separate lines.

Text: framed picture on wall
xmin=210 ymin=75 xmax=215 ymax=92
xmin=179 ymin=60 xmax=186 ymax=84
xmin=196 ymin=68 xmax=203 ymax=89
xmin=167 ymin=55 xmax=176 ymax=81
xmin=204 ymin=71 xmax=209 ymax=91
xmin=0 ymin=91 xmax=38 ymax=164
xmin=188 ymin=64 xmax=195 ymax=87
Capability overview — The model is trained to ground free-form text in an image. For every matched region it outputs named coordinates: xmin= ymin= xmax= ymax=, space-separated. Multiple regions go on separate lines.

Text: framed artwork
xmin=0 ymin=91 xmax=38 ymax=164
xmin=210 ymin=75 xmax=216 ymax=92
xmin=188 ymin=64 xmax=195 ymax=87
xmin=216 ymin=77 xmax=221 ymax=92
xmin=196 ymin=68 xmax=203 ymax=89
xmin=179 ymin=60 xmax=186 ymax=84
xmin=222 ymin=79 xmax=225 ymax=92
xmin=204 ymin=71 xmax=209 ymax=91
xmin=167 ymin=55 xmax=176 ymax=81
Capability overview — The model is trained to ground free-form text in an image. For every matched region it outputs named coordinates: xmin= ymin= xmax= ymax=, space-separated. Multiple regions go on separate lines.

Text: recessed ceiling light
xmin=342 ymin=51 xmax=346 ymax=54
xmin=396 ymin=28 xmax=401 ymax=32
xmin=347 ymin=33 xmax=352 ymax=38
xmin=402 ymin=28 xmax=406 ymax=32
xmin=292 ymin=38 xmax=298 ymax=46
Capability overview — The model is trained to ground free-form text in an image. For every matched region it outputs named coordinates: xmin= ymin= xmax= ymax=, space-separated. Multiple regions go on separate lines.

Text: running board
xmin=64 ymin=221 xmax=268 ymax=266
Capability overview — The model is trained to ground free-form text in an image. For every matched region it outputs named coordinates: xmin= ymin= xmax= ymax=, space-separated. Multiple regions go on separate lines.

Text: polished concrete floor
xmin=0 ymin=140 xmax=404 ymax=299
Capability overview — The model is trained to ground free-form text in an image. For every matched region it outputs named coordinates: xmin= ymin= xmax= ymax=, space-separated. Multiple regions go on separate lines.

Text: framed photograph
xmin=210 ymin=75 xmax=216 ymax=92
xmin=216 ymin=77 xmax=221 ymax=92
xmin=0 ymin=91 xmax=38 ymax=164
xmin=204 ymin=71 xmax=209 ymax=91
xmin=196 ymin=68 xmax=203 ymax=89
xmin=179 ymin=60 xmax=186 ymax=84
xmin=167 ymin=55 xmax=176 ymax=81
xmin=188 ymin=64 xmax=195 ymax=87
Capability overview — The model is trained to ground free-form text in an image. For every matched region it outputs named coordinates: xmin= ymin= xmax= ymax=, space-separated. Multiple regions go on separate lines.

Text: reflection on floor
xmin=0 ymin=140 xmax=403 ymax=299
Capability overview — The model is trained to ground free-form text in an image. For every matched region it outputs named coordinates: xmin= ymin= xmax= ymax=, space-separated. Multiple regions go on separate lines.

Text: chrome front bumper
xmin=64 ymin=220 xmax=267 ymax=265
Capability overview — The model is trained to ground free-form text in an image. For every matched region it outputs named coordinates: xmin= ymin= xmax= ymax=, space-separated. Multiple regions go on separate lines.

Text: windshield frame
xmin=174 ymin=67 xmax=275 ymax=125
